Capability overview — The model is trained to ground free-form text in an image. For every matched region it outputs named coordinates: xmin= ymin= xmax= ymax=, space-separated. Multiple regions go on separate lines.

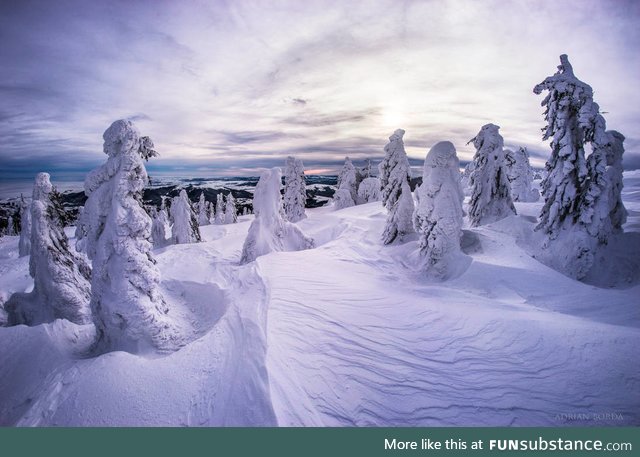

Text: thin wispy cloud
xmin=0 ymin=0 xmax=638 ymax=179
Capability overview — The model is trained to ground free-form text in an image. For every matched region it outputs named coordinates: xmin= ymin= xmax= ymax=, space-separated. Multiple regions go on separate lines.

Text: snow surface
xmin=0 ymin=174 xmax=639 ymax=426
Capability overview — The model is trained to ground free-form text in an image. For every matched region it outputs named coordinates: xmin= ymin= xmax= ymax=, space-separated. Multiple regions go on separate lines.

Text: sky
xmin=1 ymin=0 xmax=639 ymax=181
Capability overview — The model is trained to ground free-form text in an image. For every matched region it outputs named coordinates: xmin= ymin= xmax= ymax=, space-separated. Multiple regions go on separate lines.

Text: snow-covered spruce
xmin=468 ymin=124 xmax=516 ymax=226
xmin=214 ymin=193 xmax=225 ymax=224
xmin=357 ymin=177 xmax=382 ymax=203
xmin=82 ymin=120 xmax=181 ymax=353
xmin=6 ymin=215 xmax=16 ymax=236
xmin=225 ymin=192 xmax=238 ymax=224
xmin=460 ymin=162 xmax=475 ymax=196
xmin=533 ymin=55 xmax=626 ymax=279
xmin=336 ymin=156 xmax=358 ymax=205
xmin=283 ymin=156 xmax=307 ymax=223
xmin=380 ymin=129 xmax=415 ymax=244
xmin=333 ymin=187 xmax=356 ymax=209
xmin=198 ymin=192 xmax=210 ymax=226
xmin=18 ymin=195 xmax=31 ymax=257
xmin=507 ymin=147 xmax=539 ymax=202
xmin=240 ymin=168 xmax=314 ymax=264
xmin=581 ymin=130 xmax=628 ymax=241
xmin=413 ymin=141 xmax=466 ymax=279
xmin=151 ymin=207 xmax=168 ymax=248
xmin=5 ymin=172 xmax=92 ymax=326
xmin=171 ymin=189 xmax=201 ymax=244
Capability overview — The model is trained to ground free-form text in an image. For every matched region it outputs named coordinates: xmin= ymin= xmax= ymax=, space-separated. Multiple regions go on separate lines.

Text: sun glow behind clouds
xmin=0 ymin=0 xmax=639 ymax=177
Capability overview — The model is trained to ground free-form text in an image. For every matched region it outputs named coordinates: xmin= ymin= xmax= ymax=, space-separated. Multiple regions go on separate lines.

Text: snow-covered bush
xmin=225 ymin=192 xmax=238 ymax=224
xmin=507 ymin=147 xmax=539 ymax=202
xmin=336 ymin=156 xmax=358 ymax=204
xmin=5 ymin=172 xmax=92 ymax=326
xmin=240 ymin=168 xmax=314 ymax=264
xmin=533 ymin=55 xmax=626 ymax=279
xmin=357 ymin=177 xmax=382 ymax=203
xmin=214 ymin=193 xmax=225 ymax=224
xmin=18 ymin=195 xmax=31 ymax=257
xmin=468 ymin=123 xmax=516 ymax=226
xmin=82 ymin=120 xmax=181 ymax=353
xmin=198 ymin=192 xmax=210 ymax=226
xmin=413 ymin=141 xmax=465 ymax=278
xmin=380 ymin=129 xmax=415 ymax=244
xmin=283 ymin=156 xmax=307 ymax=222
xmin=171 ymin=189 xmax=201 ymax=244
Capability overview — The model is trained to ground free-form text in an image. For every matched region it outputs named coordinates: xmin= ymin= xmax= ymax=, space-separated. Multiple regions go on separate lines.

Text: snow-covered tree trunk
xmin=225 ymin=192 xmax=238 ymax=224
xmin=283 ymin=156 xmax=307 ymax=222
xmin=5 ymin=172 xmax=92 ymax=326
xmin=533 ymin=55 xmax=626 ymax=279
xmin=357 ymin=177 xmax=382 ymax=203
xmin=240 ymin=168 xmax=313 ymax=264
xmin=82 ymin=120 xmax=181 ymax=353
xmin=171 ymin=189 xmax=201 ymax=244
xmin=380 ymin=129 xmax=415 ymax=244
xmin=413 ymin=141 xmax=465 ymax=278
xmin=214 ymin=193 xmax=225 ymax=224
xmin=198 ymin=192 xmax=210 ymax=226
xmin=6 ymin=216 xmax=16 ymax=236
xmin=18 ymin=195 xmax=31 ymax=257
xmin=468 ymin=123 xmax=516 ymax=226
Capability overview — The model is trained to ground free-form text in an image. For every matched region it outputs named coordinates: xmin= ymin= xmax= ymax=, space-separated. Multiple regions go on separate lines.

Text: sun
xmin=381 ymin=108 xmax=406 ymax=129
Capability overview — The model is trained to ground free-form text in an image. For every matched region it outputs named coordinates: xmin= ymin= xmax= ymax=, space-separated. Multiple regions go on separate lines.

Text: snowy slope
xmin=0 ymin=175 xmax=639 ymax=426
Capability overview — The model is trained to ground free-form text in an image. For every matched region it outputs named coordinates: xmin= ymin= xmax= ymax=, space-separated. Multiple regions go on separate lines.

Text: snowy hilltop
xmin=0 ymin=55 xmax=639 ymax=427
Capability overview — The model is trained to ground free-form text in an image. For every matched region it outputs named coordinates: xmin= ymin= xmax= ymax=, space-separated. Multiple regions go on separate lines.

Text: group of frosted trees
xmin=369 ymin=54 xmax=626 ymax=280
xmin=151 ymin=188 xmax=239 ymax=248
xmin=334 ymin=157 xmax=381 ymax=210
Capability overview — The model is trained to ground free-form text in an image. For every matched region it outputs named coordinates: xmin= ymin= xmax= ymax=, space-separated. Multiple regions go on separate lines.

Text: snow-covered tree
xmin=357 ymin=177 xmax=382 ymax=203
xmin=82 ymin=120 xmax=181 ymax=353
xmin=214 ymin=193 xmax=225 ymax=224
xmin=333 ymin=187 xmax=355 ymax=209
xmin=198 ymin=192 xmax=210 ymax=226
xmin=283 ymin=156 xmax=307 ymax=222
xmin=533 ymin=55 xmax=626 ymax=279
xmin=413 ymin=141 xmax=465 ymax=278
xmin=240 ymin=168 xmax=313 ymax=264
xmin=336 ymin=157 xmax=358 ymax=204
xmin=151 ymin=207 xmax=168 ymax=248
xmin=380 ymin=129 xmax=415 ymax=244
xmin=18 ymin=195 xmax=31 ymax=257
xmin=171 ymin=189 xmax=201 ymax=244
xmin=5 ymin=172 xmax=92 ymax=326
xmin=460 ymin=162 xmax=475 ymax=196
xmin=468 ymin=123 xmax=516 ymax=226
xmin=6 ymin=215 xmax=16 ymax=236
xmin=225 ymin=192 xmax=238 ymax=224
xmin=506 ymin=147 xmax=539 ymax=202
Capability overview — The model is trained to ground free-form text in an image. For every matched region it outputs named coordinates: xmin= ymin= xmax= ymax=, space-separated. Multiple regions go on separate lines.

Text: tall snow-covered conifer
xmin=214 ymin=193 xmax=225 ymax=224
xmin=533 ymin=55 xmax=627 ymax=279
xmin=380 ymin=129 xmax=415 ymax=244
xmin=171 ymin=190 xmax=201 ymax=244
xmin=18 ymin=195 xmax=31 ymax=257
xmin=198 ymin=192 xmax=210 ymax=226
xmin=336 ymin=157 xmax=358 ymax=204
xmin=283 ymin=156 xmax=307 ymax=222
xmin=468 ymin=123 xmax=516 ymax=226
xmin=82 ymin=120 xmax=181 ymax=353
xmin=240 ymin=168 xmax=313 ymax=264
xmin=507 ymin=147 xmax=539 ymax=202
xmin=413 ymin=141 xmax=465 ymax=278
xmin=225 ymin=192 xmax=238 ymax=224
xmin=6 ymin=173 xmax=92 ymax=325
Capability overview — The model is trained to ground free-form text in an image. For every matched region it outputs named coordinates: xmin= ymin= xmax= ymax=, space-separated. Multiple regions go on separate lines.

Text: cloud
xmin=0 ymin=0 xmax=638 ymax=179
